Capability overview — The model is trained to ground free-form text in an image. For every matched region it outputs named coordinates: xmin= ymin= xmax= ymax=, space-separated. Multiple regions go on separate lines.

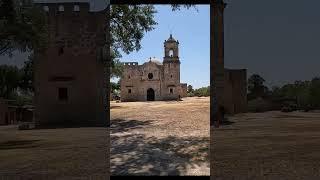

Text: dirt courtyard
xmin=0 ymin=126 xmax=108 ymax=179
xmin=212 ymin=111 xmax=320 ymax=179
xmin=2 ymin=96 xmax=320 ymax=178
xmin=110 ymin=97 xmax=210 ymax=176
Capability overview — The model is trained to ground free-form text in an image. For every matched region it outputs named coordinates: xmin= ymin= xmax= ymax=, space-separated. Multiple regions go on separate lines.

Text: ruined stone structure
xmin=210 ymin=0 xmax=247 ymax=115
xmin=120 ymin=34 xmax=187 ymax=101
xmin=211 ymin=0 xmax=226 ymax=120
xmin=33 ymin=1 xmax=107 ymax=127
xmin=223 ymin=69 xmax=247 ymax=114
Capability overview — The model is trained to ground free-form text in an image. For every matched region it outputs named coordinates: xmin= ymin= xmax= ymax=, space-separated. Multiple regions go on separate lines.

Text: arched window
xmin=74 ymin=5 xmax=80 ymax=12
xmin=58 ymin=5 xmax=64 ymax=12
xmin=169 ymin=49 xmax=174 ymax=57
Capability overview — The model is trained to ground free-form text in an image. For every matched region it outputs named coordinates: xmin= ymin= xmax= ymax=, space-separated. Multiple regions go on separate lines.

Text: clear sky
xmin=2 ymin=1 xmax=320 ymax=89
xmin=118 ymin=5 xmax=210 ymax=89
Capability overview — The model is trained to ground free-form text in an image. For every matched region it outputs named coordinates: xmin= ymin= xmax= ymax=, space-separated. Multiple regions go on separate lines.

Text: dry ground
xmin=0 ymin=125 xmax=108 ymax=179
xmin=2 ymin=97 xmax=320 ymax=178
xmin=110 ymin=97 xmax=210 ymax=176
xmin=212 ymin=111 xmax=320 ymax=180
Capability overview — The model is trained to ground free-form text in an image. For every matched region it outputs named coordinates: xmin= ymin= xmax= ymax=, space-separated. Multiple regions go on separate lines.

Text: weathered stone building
xmin=33 ymin=0 xmax=107 ymax=127
xmin=120 ymin=34 xmax=187 ymax=101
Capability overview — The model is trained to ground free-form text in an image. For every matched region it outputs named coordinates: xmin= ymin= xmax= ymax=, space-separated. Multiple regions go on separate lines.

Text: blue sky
xmin=117 ymin=5 xmax=210 ymax=89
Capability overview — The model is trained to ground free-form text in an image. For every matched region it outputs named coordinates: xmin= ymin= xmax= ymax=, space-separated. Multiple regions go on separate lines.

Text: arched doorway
xmin=147 ymin=88 xmax=155 ymax=101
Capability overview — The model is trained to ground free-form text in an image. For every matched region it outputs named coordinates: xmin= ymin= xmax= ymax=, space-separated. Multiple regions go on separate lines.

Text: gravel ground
xmin=0 ymin=125 xmax=109 ymax=179
xmin=110 ymin=97 xmax=210 ymax=176
xmin=212 ymin=111 xmax=320 ymax=180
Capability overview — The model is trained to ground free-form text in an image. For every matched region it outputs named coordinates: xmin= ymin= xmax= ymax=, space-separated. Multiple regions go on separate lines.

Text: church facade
xmin=120 ymin=34 xmax=187 ymax=102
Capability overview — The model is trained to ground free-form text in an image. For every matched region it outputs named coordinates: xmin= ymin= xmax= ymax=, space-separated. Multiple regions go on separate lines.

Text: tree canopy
xmin=247 ymin=74 xmax=269 ymax=100
xmin=248 ymin=74 xmax=320 ymax=111
xmin=0 ymin=0 xmax=47 ymax=56
xmin=187 ymin=85 xmax=210 ymax=97
xmin=0 ymin=64 xmax=21 ymax=98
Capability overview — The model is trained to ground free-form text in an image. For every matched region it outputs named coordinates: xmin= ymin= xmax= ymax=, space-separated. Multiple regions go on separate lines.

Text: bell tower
xmin=163 ymin=34 xmax=180 ymax=63
xmin=162 ymin=34 xmax=181 ymax=100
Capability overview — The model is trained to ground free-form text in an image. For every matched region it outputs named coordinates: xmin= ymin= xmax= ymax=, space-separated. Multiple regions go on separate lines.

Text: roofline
xmin=33 ymin=0 xmax=108 ymax=12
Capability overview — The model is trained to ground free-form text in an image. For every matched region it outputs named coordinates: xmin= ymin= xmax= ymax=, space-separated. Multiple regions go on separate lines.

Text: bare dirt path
xmin=110 ymin=97 xmax=210 ymax=176
xmin=212 ymin=111 xmax=320 ymax=180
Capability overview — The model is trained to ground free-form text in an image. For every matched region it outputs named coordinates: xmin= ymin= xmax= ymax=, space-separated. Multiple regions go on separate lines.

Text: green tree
xmin=271 ymin=86 xmax=281 ymax=98
xmin=109 ymin=5 xmax=157 ymax=79
xmin=19 ymin=52 xmax=34 ymax=92
xmin=292 ymin=80 xmax=310 ymax=108
xmin=270 ymin=80 xmax=313 ymax=110
xmin=0 ymin=0 xmax=47 ymax=56
xmin=248 ymin=74 xmax=269 ymax=100
xmin=110 ymin=59 xmax=124 ymax=79
xmin=0 ymin=65 xmax=21 ymax=98
xmin=187 ymin=85 xmax=193 ymax=93
xmin=193 ymin=86 xmax=210 ymax=97
xmin=110 ymin=80 xmax=120 ymax=93
xmin=309 ymin=77 xmax=320 ymax=108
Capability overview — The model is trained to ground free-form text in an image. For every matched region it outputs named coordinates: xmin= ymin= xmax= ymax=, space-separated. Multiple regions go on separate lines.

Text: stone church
xmin=120 ymin=34 xmax=187 ymax=102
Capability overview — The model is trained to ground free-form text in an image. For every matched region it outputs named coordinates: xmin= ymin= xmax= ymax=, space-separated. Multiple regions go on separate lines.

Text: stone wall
xmin=34 ymin=2 xmax=107 ymax=127
xmin=179 ymin=83 xmax=188 ymax=97
xmin=120 ymin=60 xmax=185 ymax=101
xmin=223 ymin=69 xmax=247 ymax=114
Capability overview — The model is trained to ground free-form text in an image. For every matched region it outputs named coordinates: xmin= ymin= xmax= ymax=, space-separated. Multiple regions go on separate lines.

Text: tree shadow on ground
xmin=110 ymin=134 xmax=209 ymax=175
xmin=220 ymin=120 xmax=235 ymax=126
xmin=110 ymin=106 xmax=122 ymax=109
xmin=110 ymin=119 xmax=152 ymax=134
xmin=0 ymin=140 xmax=41 ymax=150
xmin=220 ymin=117 xmax=235 ymax=126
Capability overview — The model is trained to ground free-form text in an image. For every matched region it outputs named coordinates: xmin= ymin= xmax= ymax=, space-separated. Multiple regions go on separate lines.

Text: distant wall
xmin=179 ymin=83 xmax=188 ymax=97
xmin=223 ymin=69 xmax=247 ymax=114
xmin=0 ymin=98 xmax=8 ymax=125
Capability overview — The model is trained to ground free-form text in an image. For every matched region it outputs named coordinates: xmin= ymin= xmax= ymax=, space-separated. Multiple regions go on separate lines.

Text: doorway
xmin=147 ymin=88 xmax=155 ymax=101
